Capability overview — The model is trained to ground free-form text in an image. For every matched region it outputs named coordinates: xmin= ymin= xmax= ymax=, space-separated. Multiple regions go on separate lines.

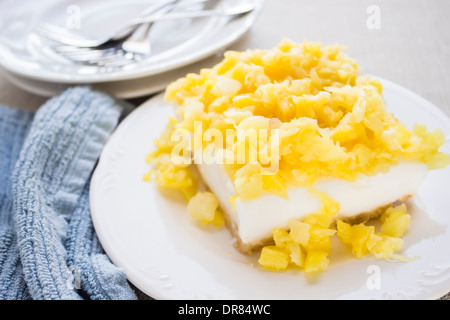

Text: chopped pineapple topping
xmin=258 ymin=246 xmax=290 ymax=271
xmin=380 ymin=203 xmax=410 ymax=238
xmin=259 ymin=190 xmax=338 ymax=273
xmin=149 ymin=38 xmax=449 ymax=203
xmin=259 ymin=203 xmax=412 ymax=273
xmin=336 ymin=203 xmax=411 ymax=260
xmin=187 ymin=191 xmax=225 ymax=226
xmin=145 ymin=39 xmax=450 ymax=275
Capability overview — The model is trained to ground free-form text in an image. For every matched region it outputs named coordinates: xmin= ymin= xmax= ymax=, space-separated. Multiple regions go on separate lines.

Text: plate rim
xmin=0 ymin=53 xmax=222 ymax=99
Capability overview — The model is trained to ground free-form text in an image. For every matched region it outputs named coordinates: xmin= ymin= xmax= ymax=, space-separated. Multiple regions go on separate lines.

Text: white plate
xmin=0 ymin=54 xmax=223 ymax=99
xmin=90 ymin=78 xmax=450 ymax=300
xmin=0 ymin=0 xmax=262 ymax=84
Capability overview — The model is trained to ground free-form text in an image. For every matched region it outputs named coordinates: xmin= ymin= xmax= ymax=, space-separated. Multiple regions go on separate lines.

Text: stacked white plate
xmin=0 ymin=0 xmax=263 ymax=98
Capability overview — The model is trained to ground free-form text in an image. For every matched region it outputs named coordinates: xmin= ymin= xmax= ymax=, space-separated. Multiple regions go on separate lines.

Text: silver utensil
xmin=131 ymin=1 xmax=255 ymax=25
xmin=121 ymin=24 xmax=154 ymax=57
xmin=34 ymin=0 xmax=253 ymax=50
xmin=35 ymin=0 xmax=221 ymax=65
xmin=121 ymin=0 xmax=183 ymax=57
xmin=33 ymin=0 xmax=221 ymax=49
xmin=36 ymin=0 xmax=256 ymax=66
xmin=34 ymin=0 xmax=180 ymax=48
xmin=121 ymin=0 xmax=211 ymax=56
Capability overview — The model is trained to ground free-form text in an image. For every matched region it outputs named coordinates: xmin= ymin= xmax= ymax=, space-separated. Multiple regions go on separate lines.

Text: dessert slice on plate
xmin=197 ymin=154 xmax=428 ymax=254
xmin=147 ymin=39 xmax=450 ymax=272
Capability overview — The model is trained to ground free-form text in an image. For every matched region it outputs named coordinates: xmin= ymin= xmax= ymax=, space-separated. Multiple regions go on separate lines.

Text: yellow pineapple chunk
xmin=337 ymin=220 xmax=374 ymax=258
xmin=209 ymin=209 xmax=225 ymax=227
xmin=258 ymin=246 xmax=290 ymax=271
xmin=187 ymin=192 xmax=220 ymax=224
xmin=210 ymin=77 xmax=242 ymax=97
xmin=142 ymin=170 xmax=152 ymax=182
xmin=262 ymin=174 xmax=288 ymax=199
xmin=307 ymin=227 xmax=336 ymax=253
xmin=337 ymin=203 xmax=410 ymax=260
xmin=288 ymin=220 xmax=310 ymax=247
xmin=367 ymin=234 xmax=403 ymax=259
xmin=303 ymin=213 xmax=333 ymax=228
xmin=272 ymin=228 xmax=291 ymax=247
xmin=234 ymin=164 xmax=263 ymax=200
xmin=286 ymin=241 xmax=305 ymax=267
xmin=380 ymin=204 xmax=411 ymax=238
xmin=336 ymin=220 xmax=351 ymax=243
xmin=270 ymin=228 xmax=306 ymax=268
xmin=304 ymin=251 xmax=330 ymax=273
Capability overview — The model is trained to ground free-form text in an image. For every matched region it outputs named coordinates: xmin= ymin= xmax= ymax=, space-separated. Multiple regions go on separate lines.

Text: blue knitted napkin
xmin=0 ymin=87 xmax=137 ymax=300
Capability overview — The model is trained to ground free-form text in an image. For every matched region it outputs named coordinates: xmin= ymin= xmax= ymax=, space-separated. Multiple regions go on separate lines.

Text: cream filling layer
xmin=197 ymin=161 xmax=428 ymax=246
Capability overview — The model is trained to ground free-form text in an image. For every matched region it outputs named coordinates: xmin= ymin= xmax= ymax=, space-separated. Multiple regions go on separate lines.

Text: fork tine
xmin=34 ymin=22 xmax=79 ymax=42
xmin=34 ymin=22 xmax=103 ymax=47
xmin=55 ymin=46 xmax=115 ymax=56
xmin=54 ymin=48 xmax=113 ymax=61
xmin=97 ymin=53 xmax=135 ymax=66
xmin=53 ymin=44 xmax=143 ymax=66
xmin=32 ymin=1 xmax=181 ymax=48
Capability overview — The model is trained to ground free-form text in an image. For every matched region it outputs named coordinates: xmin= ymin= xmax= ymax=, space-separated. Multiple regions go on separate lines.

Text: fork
xmin=34 ymin=0 xmax=182 ymax=49
xmin=36 ymin=0 xmax=221 ymax=66
xmin=34 ymin=0 xmax=220 ymax=49
xmin=38 ymin=0 xmax=256 ymax=67
xmin=53 ymin=3 xmax=180 ymax=66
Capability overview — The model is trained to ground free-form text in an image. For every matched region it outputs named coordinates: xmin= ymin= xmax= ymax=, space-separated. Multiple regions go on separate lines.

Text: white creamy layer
xmin=197 ymin=161 xmax=428 ymax=246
